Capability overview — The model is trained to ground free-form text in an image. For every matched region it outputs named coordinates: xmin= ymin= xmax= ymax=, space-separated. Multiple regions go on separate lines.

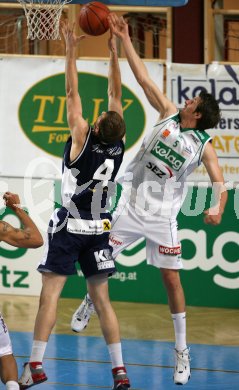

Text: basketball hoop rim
xmin=17 ymin=0 xmax=72 ymax=8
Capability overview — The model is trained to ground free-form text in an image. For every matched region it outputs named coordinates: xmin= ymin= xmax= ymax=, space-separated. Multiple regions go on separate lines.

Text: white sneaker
xmin=173 ymin=347 xmax=191 ymax=385
xmin=71 ymin=294 xmax=95 ymax=332
xmin=18 ymin=362 xmax=47 ymax=389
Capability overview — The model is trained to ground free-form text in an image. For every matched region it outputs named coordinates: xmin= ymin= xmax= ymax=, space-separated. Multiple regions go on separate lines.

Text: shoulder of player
xmin=201 ymin=140 xmax=216 ymax=160
xmin=154 ymin=111 xmax=180 ymax=128
xmin=71 ymin=120 xmax=89 ymax=144
xmin=179 ymin=128 xmax=211 ymax=146
xmin=192 ymin=129 xmax=211 ymax=144
xmin=62 ymin=130 xmax=87 ymax=167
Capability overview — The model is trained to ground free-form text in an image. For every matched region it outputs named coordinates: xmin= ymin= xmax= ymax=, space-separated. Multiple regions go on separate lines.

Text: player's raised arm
xmin=107 ymin=31 xmax=125 ymax=143
xmin=61 ymin=21 xmax=88 ymax=152
xmin=107 ymin=33 xmax=123 ymax=118
xmin=202 ymin=143 xmax=228 ymax=225
xmin=1 ymin=192 xmax=43 ymax=248
xmin=108 ymin=13 xmax=177 ymax=119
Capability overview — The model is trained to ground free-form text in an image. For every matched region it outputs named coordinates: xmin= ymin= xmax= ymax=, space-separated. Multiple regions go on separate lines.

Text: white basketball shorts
xmin=110 ymin=199 xmax=183 ymax=270
xmin=0 ymin=313 xmax=13 ymax=357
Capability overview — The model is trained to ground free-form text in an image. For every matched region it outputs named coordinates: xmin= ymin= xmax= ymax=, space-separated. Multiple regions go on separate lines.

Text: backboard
xmin=1 ymin=0 xmax=189 ymax=6
xmin=70 ymin=0 xmax=189 ymax=5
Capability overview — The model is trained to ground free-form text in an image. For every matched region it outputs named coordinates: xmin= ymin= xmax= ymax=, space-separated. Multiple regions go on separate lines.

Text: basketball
xmin=79 ymin=2 xmax=110 ymax=36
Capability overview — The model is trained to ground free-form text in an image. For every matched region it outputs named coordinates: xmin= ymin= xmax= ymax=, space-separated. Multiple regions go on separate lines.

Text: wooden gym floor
xmin=2 ymin=295 xmax=239 ymax=389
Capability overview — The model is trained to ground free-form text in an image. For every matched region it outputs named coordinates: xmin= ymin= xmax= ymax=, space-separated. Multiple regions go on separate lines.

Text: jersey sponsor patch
xmin=94 ymin=249 xmax=115 ymax=270
xmin=161 ymin=129 xmax=171 ymax=138
xmin=150 ymin=140 xmax=186 ymax=171
xmin=190 ymin=134 xmax=200 ymax=145
xmin=146 ymin=161 xmax=166 ymax=178
xmin=183 ymin=145 xmax=193 ymax=155
xmin=67 ymin=218 xmax=111 ymax=235
xmin=103 ymin=219 xmax=111 ymax=231
xmin=109 ymin=235 xmax=123 ymax=246
xmin=146 ymin=161 xmax=173 ymax=179
xmin=159 ymin=245 xmax=181 ymax=256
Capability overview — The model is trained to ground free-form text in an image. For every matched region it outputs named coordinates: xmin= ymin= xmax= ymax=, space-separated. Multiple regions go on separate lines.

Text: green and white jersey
xmin=121 ymin=111 xmax=211 ymax=219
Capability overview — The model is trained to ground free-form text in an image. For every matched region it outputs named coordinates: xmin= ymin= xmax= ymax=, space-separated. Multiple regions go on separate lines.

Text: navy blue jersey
xmin=61 ymin=127 xmax=124 ymax=218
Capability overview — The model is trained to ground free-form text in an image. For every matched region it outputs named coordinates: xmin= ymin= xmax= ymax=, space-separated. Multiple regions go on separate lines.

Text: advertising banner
xmin=0 ymin=56 xmax=163 ymax=179
xmin=167 ymin=63 xmax=239 ymax=183
xmin=1 ymin=59 xmax=238 ymax=308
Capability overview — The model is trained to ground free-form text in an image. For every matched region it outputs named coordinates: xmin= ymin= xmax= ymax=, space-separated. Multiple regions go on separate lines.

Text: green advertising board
xmin=19 ymin=72 xmax=145 ymax=157
xmin=61 ymin=185 xmax=239 ymax=309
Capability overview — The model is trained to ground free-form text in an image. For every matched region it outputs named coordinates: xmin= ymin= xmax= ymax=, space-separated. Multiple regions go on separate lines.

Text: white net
xmin=17 ymin=0 xmax=71 ymax=40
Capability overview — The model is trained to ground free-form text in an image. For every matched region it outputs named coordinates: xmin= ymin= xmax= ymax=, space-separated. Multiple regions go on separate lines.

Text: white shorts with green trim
xmin=110 ymin=199 xmax=183 ymax=270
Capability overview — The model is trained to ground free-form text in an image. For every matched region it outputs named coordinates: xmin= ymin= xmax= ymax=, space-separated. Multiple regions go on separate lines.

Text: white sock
xmin=30 ymin=340 xmax=47 ymax=363
xmin=172 ymin=312 xmax=187 ymax=351
xmin=107 ymin=343 xmax=123 ymax=369
xmin=6 ymin=381 xmax=20 ymax=390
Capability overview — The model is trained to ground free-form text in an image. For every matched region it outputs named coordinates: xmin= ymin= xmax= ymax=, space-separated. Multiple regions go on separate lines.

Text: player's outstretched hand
xmin=3 ymin=192 xmax=21 ymax=212
xmin=203 ymin=208 xmax=222 ymax=225
xmin=108 ymin=13 xmax=129 ymax=40
xmin=61 ymin=20 xmax=85 ymax=48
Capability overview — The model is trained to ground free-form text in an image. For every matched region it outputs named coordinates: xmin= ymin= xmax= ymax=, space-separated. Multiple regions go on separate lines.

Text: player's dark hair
xmin=195 ymin=90 xmax=221 ymax=130
xmin=98 ymin=111 xmax=126 ymax=144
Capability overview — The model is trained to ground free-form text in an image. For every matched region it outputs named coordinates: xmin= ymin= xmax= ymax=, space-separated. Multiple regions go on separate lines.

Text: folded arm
xmin=1 ymin=192 xmax=43 ymax=248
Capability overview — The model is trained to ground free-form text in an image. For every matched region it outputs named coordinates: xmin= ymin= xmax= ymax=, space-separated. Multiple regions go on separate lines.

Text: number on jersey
xmin=93 ymin=159 xmax=114 ymax=187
